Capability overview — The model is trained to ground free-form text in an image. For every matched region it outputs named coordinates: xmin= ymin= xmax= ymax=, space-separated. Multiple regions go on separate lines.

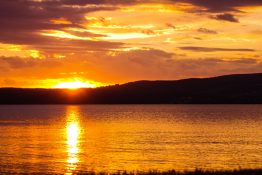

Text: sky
xmin=0 ymin=0 xmax=262 ymax=88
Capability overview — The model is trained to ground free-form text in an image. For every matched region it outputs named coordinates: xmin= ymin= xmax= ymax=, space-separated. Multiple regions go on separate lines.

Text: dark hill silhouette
xmin=1 ymin=73 xmax=262 ymax=104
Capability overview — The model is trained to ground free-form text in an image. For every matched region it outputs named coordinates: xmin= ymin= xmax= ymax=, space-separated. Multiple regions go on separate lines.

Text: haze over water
xmin=0 ymin=105 xmax=261 ymax=174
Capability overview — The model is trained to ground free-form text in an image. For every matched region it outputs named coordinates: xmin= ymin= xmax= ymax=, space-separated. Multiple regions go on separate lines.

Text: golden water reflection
xmin=0 ymin=105 xmax=262 ymax=174
xmin=65 ymin=106 xmax=81 ymax=174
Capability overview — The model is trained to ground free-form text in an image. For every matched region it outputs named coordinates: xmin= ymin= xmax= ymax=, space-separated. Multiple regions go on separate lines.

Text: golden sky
xmin=0 ymin=0 xmax=262 ymax=88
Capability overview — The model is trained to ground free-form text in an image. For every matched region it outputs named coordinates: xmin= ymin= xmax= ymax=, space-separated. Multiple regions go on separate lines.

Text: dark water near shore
xmin=0 ymin=105 xmax=261 ymax=174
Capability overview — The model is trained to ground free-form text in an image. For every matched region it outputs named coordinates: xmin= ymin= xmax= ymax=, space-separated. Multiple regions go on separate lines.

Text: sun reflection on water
xmin=65 ymin=106 xmax=81 ymax=175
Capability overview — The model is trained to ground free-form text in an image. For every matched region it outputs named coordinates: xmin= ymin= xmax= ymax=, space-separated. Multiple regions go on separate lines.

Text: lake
xmin=0 ymin=105 xmax=261 ymax=174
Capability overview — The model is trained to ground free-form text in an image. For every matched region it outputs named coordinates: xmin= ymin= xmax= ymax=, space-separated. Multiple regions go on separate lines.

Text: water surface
xmin=0 ymin=105 xmax=261 ymax=174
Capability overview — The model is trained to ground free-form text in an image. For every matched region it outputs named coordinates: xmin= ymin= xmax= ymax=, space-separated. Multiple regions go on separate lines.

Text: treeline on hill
xmin=1 ymin=73 xmax=262 ymax=104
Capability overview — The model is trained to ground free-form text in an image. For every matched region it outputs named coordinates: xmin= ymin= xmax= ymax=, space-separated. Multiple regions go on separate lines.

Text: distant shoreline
xmin=1 ymin=73 xmax=262 ymax=104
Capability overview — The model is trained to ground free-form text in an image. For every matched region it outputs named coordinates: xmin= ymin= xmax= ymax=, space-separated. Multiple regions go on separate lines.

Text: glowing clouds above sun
xmin=1 ymin=0 xmax=262 ymax=88
xmin=53 ymin=79 xmax=104 ymax=89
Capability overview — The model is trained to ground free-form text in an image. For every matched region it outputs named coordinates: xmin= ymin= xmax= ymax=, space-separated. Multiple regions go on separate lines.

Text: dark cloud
xmin=83 ymin=48 xmax=261 ymax=82
xmin=0 ymin=0 xmax=261 ymax=51
xmin=126 ymin=49 xmax=174 ymax=65
xmin=61 ymin=0 xmax=262 ymax=12
xmin=0 ymin=56 xmax=62 ymax=69
xmin=141 ymin=29 xmax=156 ymax=35
xmin=229 ymin=58 xmax=258 ymax=64
xmin=61 ymin=0 xmax=140 ymax=5
xmin=194 ymin=58 xmax=258 ymax=64
xmin=179 ymin=47 xmax=255 ymax=52
xmin=179 ymin=0 xmax=262 ymax=12
xmin=166 ymin=23 xmax=176 ymax=29
xmin=212 ymin=13 xmax=239 ymax=23
xmin=197 ymin=28 xmax=218 ymax=34
xmin=0 ymin=0 xmax=123 ymax=52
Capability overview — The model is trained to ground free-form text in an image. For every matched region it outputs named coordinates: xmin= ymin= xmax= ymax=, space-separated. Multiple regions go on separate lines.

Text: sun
xmin=53 ymin=80 xmax=98 ymax=89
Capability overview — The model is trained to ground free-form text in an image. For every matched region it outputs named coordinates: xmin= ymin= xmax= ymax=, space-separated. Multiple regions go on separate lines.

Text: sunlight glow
xmin=53 ymin=80 xmax=97 ymax=89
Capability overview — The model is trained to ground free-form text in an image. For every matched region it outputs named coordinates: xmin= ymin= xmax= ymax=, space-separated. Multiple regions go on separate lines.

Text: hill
xmin=1 ymin=73 xmax=262 ymax=104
